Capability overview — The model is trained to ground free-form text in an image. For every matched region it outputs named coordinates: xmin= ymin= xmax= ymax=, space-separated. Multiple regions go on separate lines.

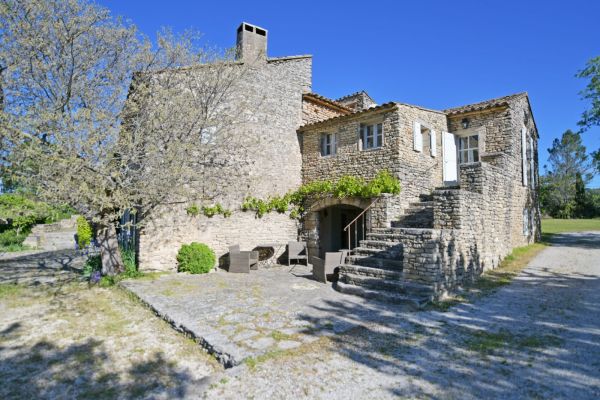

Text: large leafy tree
xmin=0 ymin=0 xmax=255 ymax=274
xmin=541 ymin=130 xmax=593 ymax=217
xmin=577 ymin=55 xmax=600 ymax=173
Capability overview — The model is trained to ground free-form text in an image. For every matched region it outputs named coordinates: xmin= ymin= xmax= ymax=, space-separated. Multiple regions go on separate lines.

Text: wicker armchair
xmin=287 ymin=241 xmax=308 ymax=266
xmin=228 ymin=245 xmax=259 ymax=273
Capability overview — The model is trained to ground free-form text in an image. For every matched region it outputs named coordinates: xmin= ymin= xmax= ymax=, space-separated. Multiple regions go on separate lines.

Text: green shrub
xmin=76 ymin=216 xmax=93 ymax=248
xmin=0 ymin=193 xmax=73 ymax=234
xmin=120 ymin=246 xmax=141 ymax=278
xmin=82 ymin=254 xmax=102 ymax=278
xmin=176 ymin=242 xmax=216 ymax=274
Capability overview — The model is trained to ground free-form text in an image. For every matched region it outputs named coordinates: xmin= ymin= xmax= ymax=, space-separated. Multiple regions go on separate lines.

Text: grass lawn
xmin=541 ymin=218 xmax=600 ymax=234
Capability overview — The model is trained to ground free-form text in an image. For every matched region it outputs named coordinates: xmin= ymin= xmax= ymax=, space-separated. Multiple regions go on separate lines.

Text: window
xmin=361 ymin=123 xmax=383 ymax=150
xmin=200 ymin=126 xmax=217 ymax=145
xmin=458 ymin=134 xmax=479 ymax=164
xmin=320 ymin=133 xmax=337 ymax=156
xmin=523 ymin=208 xmax=530 ymax=236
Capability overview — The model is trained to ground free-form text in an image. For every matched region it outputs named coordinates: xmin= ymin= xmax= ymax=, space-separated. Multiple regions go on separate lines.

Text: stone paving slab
xmin=121 ymin=265 xmax=406 ymax=367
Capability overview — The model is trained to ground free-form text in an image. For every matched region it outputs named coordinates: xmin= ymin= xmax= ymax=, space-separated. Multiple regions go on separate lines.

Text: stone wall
xmin=302 ymin=96 xmax=347 ymax=125
xmin=138 ymin=56 xmax=312 ymax=271
xmin=300 ymin=103 xmax=447 ymax=212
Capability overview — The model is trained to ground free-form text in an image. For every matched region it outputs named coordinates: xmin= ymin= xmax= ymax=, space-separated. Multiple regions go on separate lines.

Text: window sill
xmin=361 ymin=146 xmax=383 ymax=152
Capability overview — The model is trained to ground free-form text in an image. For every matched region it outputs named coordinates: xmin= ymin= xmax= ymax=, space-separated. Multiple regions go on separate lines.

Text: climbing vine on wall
xmin=241 ymin=170 xmax=401 ymax=219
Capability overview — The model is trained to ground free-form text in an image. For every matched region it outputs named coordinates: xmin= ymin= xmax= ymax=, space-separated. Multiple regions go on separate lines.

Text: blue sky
xmin=100 ymin=0 xmax=600 ymax=187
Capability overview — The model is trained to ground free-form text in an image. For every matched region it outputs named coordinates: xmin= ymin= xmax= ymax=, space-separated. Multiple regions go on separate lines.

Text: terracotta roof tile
xmin=303 ymin=93 xmax=352 ymax=113
xmin=444 ymin=92 xmax=527 ymax=115
xmin=299 ymin=102 xmax=397 ymax=130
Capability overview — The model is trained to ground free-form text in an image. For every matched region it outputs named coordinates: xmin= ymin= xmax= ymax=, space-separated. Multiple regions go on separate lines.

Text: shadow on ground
xmin=293 ymin=233 xmax=600 ymax=399
xmin=0 ymin=334 xmax=205 ymax=399
xmin=0 ymin=249 xmax=85 ymax=285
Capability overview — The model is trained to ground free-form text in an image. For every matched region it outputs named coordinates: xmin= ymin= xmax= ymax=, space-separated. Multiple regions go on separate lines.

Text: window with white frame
xmin=360 ymin=123 xmax=383 ymax=150
xmin=523 ymin=208 xmax=530 ymax=236
xmin=458 ymin=134 xmax=479 ymax=164
xmin=320 ymin=133 xmax=337 ymax=156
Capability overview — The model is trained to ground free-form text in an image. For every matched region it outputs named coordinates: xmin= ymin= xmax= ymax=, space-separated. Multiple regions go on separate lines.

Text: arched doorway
xmin=304 ymin=197 xmax=371 ymax=259
xmin=318 ymin=204 xmax=364 ymax=255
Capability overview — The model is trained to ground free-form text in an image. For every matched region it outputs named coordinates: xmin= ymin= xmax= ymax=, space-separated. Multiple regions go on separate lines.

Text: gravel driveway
xmin=204 ymin=231 xmax=600 ymax=399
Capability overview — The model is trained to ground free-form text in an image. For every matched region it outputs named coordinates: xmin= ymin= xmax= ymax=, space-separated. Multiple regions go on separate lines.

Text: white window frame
xmin=523 ymin=208 xmax=530 ymax=236
xmin=361 ymin=122 xmax=383 ymax=150
xmin=457 ymin=134 xmax=480 ymax=165
xmin=320 ymin=133 xmax=337 ymax=157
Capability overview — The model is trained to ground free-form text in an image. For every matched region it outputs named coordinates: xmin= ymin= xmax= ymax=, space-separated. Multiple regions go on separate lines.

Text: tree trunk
xmin=98 ymin=223 xmax=124 ymax=276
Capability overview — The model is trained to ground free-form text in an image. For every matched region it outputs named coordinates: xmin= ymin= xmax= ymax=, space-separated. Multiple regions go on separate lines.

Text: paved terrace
xmin=121 ymin=265 xmax=407 ymax=367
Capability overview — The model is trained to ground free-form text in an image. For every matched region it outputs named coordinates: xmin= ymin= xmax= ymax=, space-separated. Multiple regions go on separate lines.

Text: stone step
xmin=339 ymin=270 xmax=435 ymax=295
xmin=419 ymin=193 xmax=434 ymax=202
xmin=358 ymin=239 xmax=403 ymax=251
xmin=334 ymin=281 xmax=431 ymax=308
xmin=346 ymin=254 xmax=404 ymax=270
xmin=408 ymin=201 xmax=434 ymax=208
xmin=339 ymin=273 xmax=407 ymax=292
xmin=339 ymin=264 xmax=403 ymax=279
xmin=371 ymin=227 xmax=438 ymax=234
xmin=352 ymin=247 xmax=403 ymax=260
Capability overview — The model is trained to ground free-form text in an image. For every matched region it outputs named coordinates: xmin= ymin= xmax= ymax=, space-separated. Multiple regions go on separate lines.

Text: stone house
xmin=138 ymin=23 xmax=540 ymax=304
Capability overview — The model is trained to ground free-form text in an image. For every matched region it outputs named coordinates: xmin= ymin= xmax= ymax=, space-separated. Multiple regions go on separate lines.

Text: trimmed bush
xmin=176 ymin=242 xmax=216 ymax=274
xmin=76 ymin=216 xmax=92 ymax=249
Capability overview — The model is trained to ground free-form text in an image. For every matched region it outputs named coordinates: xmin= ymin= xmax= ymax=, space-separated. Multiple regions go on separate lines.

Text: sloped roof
xmin=444 ymin=92 xmax=527 ymax=115
xmin=303 ymin=93 xmax=352 ymax=113
xmin=335 ymin=90 xmax=376 ymax=104
xmin=299 ymin=102 xmax=397 ymax=130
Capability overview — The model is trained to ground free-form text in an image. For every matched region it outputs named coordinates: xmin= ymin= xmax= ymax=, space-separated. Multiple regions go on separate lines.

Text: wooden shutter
xmin=442 ymin=131 xmax=458 ymax=183
xmin=413 ymin=122 xmax=422 ymax=152
xmin=430 ymin=130 xmax=437 ymax=157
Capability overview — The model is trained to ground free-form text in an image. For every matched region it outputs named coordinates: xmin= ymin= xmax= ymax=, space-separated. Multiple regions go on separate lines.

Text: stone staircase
xmin=23 ymin=216 xmax=78 ymax=251
xmin=334 ymin=194 xmax=438 ymax=308
xmin=391 ymin=194 xmax=434 ymax=229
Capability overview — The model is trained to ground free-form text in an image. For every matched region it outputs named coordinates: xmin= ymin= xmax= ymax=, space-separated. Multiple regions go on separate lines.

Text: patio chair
xmin=287 ymin=241 xmax=308 ymax=267
xmin=228 ymin=245 xmax=259 ymax=273
xmin=311 ymin=251 xmax=344 ymax=283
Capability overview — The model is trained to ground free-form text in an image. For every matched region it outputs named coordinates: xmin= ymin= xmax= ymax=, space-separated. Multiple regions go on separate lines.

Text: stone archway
xmin=302 ymin=197 xmax=372 ymax=259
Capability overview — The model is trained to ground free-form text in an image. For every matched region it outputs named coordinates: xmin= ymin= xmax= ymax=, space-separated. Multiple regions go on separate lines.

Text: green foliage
xmin=176 ymin=242 xmax=216 ymax=274
xmin=120 ymin=247 xmax=141 ymax=278
xmin=187 ymin=203 xmax=231 ymax=218
xmin=577 ymin=55 xmax=600 ymax=131
xmin=186 ymin=204 xmax=200 ymax=217
xmin=541 ymin=130 xmax=597 ymax=218
xmin=76 ymin=216 xmax=93 ymax=248
xmin=82 ymin=254 xmax=102 ymax=279
xmin=0 ymin=193 xmax=73 ymax=234
xmin=241 ymin=170 xmax=401 ymax=219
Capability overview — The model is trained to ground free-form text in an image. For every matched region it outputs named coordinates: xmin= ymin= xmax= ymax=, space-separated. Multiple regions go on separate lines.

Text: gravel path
xmin=204 ymin=232 xmax=600 ymax=399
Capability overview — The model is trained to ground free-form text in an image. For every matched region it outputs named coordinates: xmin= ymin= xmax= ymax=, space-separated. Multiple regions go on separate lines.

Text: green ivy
xmin=187 ymin=203 xmax=232 ymax=218
xmin=241 ymin=170 xmax=401 ymax=219
xmin=186 ymin=204 xmax=200 ymax=217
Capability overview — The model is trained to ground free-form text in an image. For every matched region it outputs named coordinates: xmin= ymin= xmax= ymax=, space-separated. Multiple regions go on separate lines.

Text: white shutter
xmin=430 ymin=130 xmax=437 ymax=157
xmin=413 ymin=122 xmax=422 ymax=152
xmin=529 ymin=136 xmax=535 ymax=188
xmin=442 ymin=131 xmax=458 ymax=183
xmin=521 ymin=127 xmax=528 ymax=186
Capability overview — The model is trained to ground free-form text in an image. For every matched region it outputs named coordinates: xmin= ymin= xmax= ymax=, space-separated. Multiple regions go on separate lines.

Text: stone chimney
xmin=236 ymin=22 xmax=268 ymax=62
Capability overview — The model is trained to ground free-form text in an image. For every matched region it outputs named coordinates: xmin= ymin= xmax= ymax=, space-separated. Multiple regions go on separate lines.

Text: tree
xmin=577 ymin=55 xmax=600 ymax=131
xmin=541 ymin=130 xmax=593 ymax=218
xmin=0 ymin=0 xmax=256 ymax=274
